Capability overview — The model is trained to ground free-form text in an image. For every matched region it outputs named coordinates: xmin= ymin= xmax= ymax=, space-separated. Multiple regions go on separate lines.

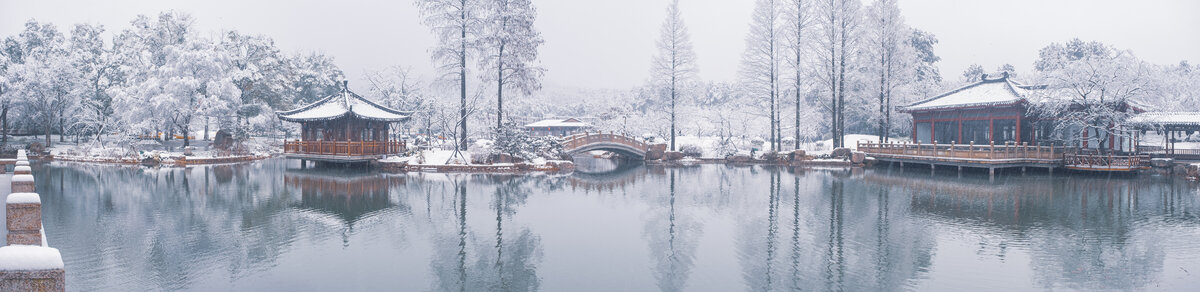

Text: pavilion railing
xmin=856 ymin=141 xmax=1070 ymax=160
xmin=1063 ymin=153 xmax=1150 ymax=170
xmin=284 ymin=141 xmax=406 ymax=156
xmin=562 ymin=132 xmax=648 ymax=152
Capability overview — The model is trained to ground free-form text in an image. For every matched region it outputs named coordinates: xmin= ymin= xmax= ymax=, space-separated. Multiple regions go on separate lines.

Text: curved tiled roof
xmin=901 ymin=74 xmax=1030 ymax=112
xmin=276 ymin=83 xmax=412 ymax=122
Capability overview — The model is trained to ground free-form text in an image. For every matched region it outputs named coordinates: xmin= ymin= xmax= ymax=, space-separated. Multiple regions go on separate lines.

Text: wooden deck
xmin=283 ymin=141 xmax=405 ymax=163
xmin=858 ymin=141 xmax=1065 ymax=170
xmin=858 ymin=141 xmax=1151 ymax=173
xmin=1063 ymin=153 xmax=1150 ymax=172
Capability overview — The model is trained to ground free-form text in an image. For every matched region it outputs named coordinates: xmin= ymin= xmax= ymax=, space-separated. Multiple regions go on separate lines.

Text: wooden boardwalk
xmin=858 ymin=141 xmax=1151 ymax=175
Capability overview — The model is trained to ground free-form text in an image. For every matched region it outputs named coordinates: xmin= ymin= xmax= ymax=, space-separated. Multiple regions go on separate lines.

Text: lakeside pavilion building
xmin=276 ymin=81 xmax=411 ymax=163
xmin=901 ymin=72 xmax=1146 ymax=152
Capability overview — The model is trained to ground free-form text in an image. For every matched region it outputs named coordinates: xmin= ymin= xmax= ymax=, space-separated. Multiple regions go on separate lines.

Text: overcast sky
xmin=2 ymin=0 xmax=1198 ymax=90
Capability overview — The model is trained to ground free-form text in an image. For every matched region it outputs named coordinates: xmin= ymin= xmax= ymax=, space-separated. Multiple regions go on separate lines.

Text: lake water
xmin=12 ymin=158 xmax=1200 ymax=291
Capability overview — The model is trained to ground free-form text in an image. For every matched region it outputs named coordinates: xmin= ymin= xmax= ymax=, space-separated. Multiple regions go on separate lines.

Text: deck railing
xmin=1064 ymin=153 xmax=1149 ymax=170
xmin=856 ymin=141 xmax=1069 ymax=160
xmin=283 ymin=140 xmax=406 ymax=156
xmin=562 ymin=132 xmax=648 ymax=152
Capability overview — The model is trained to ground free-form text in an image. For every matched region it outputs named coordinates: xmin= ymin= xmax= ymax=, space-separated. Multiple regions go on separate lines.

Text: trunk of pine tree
xmin=0 ymin=104 xmax=7 ymax=151
xmin=496 ymin=42 xmax=506 ymax=130
xmin=183 ymin=124 xmax=191 ymax=147
xmin=670 ymin=76 xmax=677 ymax=151
xmin=458 ymin=7 xmax=469 ymax=151
xmin=836 ymin=20 xmax=848 ymax=148
xmin=795 ymin=72 xmax=802 ymax=150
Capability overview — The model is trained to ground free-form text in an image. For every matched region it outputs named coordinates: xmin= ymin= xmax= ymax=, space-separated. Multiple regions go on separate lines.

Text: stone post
xmin=14 ymin=166 xmax=31 ymax=175
xmin=6 ymin=193 xmax=42 ymax=246
xmin=12 ymin=174 xmax=35 ymax=193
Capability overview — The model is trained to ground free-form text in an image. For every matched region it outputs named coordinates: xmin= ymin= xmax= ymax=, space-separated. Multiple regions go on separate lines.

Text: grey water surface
xmin=24 ymin=158 xmax=1200 ymax=291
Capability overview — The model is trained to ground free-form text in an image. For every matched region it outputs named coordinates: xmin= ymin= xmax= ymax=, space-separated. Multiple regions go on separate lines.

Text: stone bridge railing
xmin=562 ymin=132 xmax=649 ymax=154
xmin=0 ymin=150 xmax=66 ymax=291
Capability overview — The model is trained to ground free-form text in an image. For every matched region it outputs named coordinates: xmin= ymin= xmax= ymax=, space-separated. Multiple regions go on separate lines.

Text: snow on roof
xmin=6 ymin=192 xmax=40 ymax=204
xmin=1128 ymin=112 xmax=1200 ymax=127
xmin=525 ymin=118 xmax=592 ymax=128
xmin=902 ymin=74 xmax=1030 ymax=112
xmin=12 ymin=174 xmax=34 ymax=182
xmin=277 ymin=82 xmax=412 ymax=122
xmin=0 ymin=245 xmax=64 ymax=270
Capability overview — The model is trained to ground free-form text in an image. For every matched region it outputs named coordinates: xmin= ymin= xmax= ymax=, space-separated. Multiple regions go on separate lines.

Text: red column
xmin=957 ymin=119 xmax=963 ymax=144
xmin=1016 ymin=114 xmax=1023 ymax=144
xmin=988 ymin=118 xmax=994 ymax=143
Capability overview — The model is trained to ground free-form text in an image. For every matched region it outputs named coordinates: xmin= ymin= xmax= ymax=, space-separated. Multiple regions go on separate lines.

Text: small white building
xmin=524 ymin=118 xmax=592 ymax=137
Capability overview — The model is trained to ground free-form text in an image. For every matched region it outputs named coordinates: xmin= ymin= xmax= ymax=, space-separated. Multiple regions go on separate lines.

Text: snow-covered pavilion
xmin=1129 ymin=112 xmax=1200 ymax=158
xmin=277 ymin=81 xmax=411 ymax=163
xmin=901 ymin=72 xmax=1145 ymax=152
xmin=525 ymin=118 xmax=592 ymax=136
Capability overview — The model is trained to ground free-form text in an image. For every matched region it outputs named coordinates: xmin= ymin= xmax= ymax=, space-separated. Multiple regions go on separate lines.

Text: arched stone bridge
xmin=562 ymin=132 xmax=650 ymax=159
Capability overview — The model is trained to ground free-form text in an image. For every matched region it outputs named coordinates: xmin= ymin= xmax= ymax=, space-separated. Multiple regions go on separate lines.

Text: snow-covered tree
xmin=961 ymin=63 xmax=984 ymax=83
xmin=651 ymin=0 xmax=698 ymax=151
xmin=287 ymin=52 xmax=345 ymax=106
xmin=5 ymin=20 xmax=78 ymax=147
xmin=908 ymin=29 xmax=942 ymax=99
xmin=481 ymin=0 xmax=544 ymax=129
xmin=111 ymin=12 xmax=240 ymax=147
xmin=418 ymin=0 xmax=486 ymax=151
xmin=222 ymin=31 xmax=290 ymax=138
xmin=68 ymin=23 xmax=121 ymax=144
xmin=996 ymin=63 xmax=1017 ymax=80
xmin=782 ymin=0 xmax=811 ymax=149
xmin=741 ymin=0 xmax=782 ymax=151
xmin=1030 ymin=40 xmax=1154 ymax=151
xmin=814 ymin=0 xmax=861 ymax=148
xmin=863 ymin=0 xmax=912 ymax=143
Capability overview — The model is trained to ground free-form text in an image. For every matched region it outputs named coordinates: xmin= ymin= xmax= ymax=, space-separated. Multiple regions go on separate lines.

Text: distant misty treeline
xmin=0 ymin=12 xmax=347 ymax=148
xmin=3 ymin=2 xmax=1197 ymax=152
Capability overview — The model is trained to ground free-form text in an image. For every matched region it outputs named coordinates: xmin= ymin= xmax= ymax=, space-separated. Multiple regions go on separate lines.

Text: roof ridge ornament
xmin=342 ymin=80 xmax=351 ymax=111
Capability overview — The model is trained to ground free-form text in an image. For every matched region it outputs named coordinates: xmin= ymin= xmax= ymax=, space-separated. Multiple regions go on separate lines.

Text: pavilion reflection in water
xmin=863 ymin=170 xmax=1198 ymax=290
xmin=284 ymin=170 xmax=403 ymax=225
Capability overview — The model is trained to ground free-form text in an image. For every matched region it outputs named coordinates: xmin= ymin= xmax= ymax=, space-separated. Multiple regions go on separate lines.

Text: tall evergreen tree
xmin=652 ymin=0 xmax=698 ymax=151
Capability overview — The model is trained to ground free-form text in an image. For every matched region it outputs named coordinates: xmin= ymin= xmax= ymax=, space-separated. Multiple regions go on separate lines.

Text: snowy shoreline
xmin=47 ymin=153 xmax=273 ymax=167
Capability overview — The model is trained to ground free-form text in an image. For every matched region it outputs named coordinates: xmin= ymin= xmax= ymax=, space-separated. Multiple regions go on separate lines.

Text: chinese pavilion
xmin=277 ymin=81 xmax=410 ymax=163
xmin=901 ymin=72 xmax=1144 ymax=152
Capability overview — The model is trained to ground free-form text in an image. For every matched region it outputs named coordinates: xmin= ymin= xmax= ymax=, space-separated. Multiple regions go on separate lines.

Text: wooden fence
xmin=283 ymin=141 xmax=406 ymax=156
xmin=856 ymin=141 xmax=1067 ymax=160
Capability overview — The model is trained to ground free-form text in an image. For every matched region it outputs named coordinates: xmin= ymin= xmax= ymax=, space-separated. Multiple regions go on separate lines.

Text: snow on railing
xmin=2 ymin=149 xmax=67 ymax=290
xmin=856 ymin=140 xmax=1068 ymax=160
xmin=284 ymin=141 xmax=406 ymax=156
xmin=562 ymin=131 xmax=648 ymax=152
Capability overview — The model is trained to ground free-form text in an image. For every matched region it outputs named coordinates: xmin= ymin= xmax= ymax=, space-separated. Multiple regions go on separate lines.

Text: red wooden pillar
xmin=957 ymin=119 xmax=963 ymax=144
xmin=1016 ymin=113 xmax=1023 ymax=144
xmin=931 ymin=121 xmax=936 ymax=143
xmin=988 ymin=118 xmax=994 ymax=143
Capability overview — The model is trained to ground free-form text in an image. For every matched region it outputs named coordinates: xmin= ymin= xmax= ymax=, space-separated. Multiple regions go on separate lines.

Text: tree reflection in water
xmin=25 ymin=159 xmax=1200 ymax=291
xmin=429 ymin=174 xmax=543 ymax=292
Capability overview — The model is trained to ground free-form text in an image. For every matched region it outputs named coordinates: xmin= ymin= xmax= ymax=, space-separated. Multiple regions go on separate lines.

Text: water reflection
xmin=24 ymin=159 xmax=1200 ymax=291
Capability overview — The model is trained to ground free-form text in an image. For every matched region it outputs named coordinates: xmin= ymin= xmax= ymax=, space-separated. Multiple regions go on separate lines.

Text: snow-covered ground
xmin=3 ymin=134 xmax=281 ymax=162
xmin=670 ymin=134 xmax=903 ymax=158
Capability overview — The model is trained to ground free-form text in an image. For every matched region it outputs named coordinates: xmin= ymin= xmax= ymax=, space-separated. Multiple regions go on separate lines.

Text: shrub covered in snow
xmin=490 ymin=120 xmax=566 ymax=161
xmin=679 ymin=144 xmax=703 ymax=157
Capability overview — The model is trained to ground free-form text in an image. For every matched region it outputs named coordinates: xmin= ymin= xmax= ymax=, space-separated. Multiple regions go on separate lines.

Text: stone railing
xmin=561 ymin=132 xmax=648 ymax=153
xmin=0 ymin=150 xmax=65 ymax=291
